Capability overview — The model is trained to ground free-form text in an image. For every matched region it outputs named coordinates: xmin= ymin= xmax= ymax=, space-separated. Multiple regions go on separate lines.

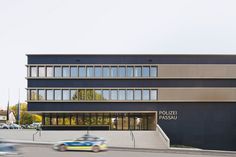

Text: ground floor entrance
xmin=42 ymin=112 xmax=157 ymax=130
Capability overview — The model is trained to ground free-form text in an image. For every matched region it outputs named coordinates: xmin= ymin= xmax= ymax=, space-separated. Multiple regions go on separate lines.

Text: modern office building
xmin=26 ymin=54 xmax=236 ymax=150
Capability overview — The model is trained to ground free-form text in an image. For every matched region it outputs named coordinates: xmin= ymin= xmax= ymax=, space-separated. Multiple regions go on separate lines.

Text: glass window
xmin=62 ymin=67 xmax=70 ymax=77
xmin=30 ymin=89 xmax=37 ymax=100
xmin=150 ymin=67 xmax=157 ymax=77
xmin=111 ymin=90 xmax=118 ymax=100
xmin=95 ymin=67 xmax=102 ymax=77
xmin=142 ymin=67 xmax=150 ymax=77
xmin=102 ymin=90 xmax=109 ymax=100
xmin=62 ymin=90 xmax=70 ymax=100
xmin=46 ymin=67 xmax=53 ymax=77
xmin=134 ymin=67 xmax=141 ymax=77
xmin=87 ymin=67 xmax=94 ymax=77
xmin=103 ymin=67 xmax=110 ymax=77
xmin=134 ymin=90 xmax=142 ymax=100
xmin=86 ymin=89 xmax=94 ymax=100
xmin=38 ymin=90 xmax=45 ymax=100
xmin=70 ymin=90 xmax=78 ymax=100
xmin=118 ymin=67 xmax=126 ymax=77
xmin=111 ymin=67 xmax=117 ymax=77
xmin=150 ymin=90 xmax=157 ymax=100
xmin=94 ymin=90 xmax=102 ymax=100
xmin=118 ymin=90 xmax=125 ymax=100
xmin=70 ymin=66 xmax=78 ymax=77
xmin=79 ymin=67 xmax=86 ymax=78
xmin=46 ymin=90 xmax=53 ymax=100
xmin=78 ymin=89 xmax=86 ymax=100
xmin=55 ymin=90 xmax=61 ymax=100
xmin=126 ymin=67 xmax=133 ymax=77
xmin=54 ymin=67 xmax=62 ymax=77
xmin=126 ymin=90 xmax=133 ymax=100
xmin=27 ymin=67 xmax=30 ymax=77
xmin=30 ymin=67 xmax=37 ymax=77
xmin=38 ymin=66 xmax=45 ymax=77
xmin=142 ymin=90 xmax=150 ymax=100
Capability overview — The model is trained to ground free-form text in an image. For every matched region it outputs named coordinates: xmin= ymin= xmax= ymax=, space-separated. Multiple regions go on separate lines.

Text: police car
xmin=53 ymin=134 xmax=107 ymax=152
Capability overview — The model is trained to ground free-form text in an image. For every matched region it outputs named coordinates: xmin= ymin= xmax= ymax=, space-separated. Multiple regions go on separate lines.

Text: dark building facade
xmin=26 ymin=54 xmax=236 ymax=151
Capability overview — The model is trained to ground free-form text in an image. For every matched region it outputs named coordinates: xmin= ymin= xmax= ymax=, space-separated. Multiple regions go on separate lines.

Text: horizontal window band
xmin=26 ymin=64 xmax=160 ymax=66
xmin=27 ymin=100 xmax=159 ymax=103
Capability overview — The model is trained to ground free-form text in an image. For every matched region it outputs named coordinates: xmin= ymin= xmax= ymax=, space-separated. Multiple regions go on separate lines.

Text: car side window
xmin=86 ymin=137 xmax=96 ymax=141
xmin=75 ymin=137 xmax=85 ymax=141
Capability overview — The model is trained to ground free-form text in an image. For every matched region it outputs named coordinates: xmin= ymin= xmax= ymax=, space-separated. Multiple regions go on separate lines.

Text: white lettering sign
xmin=159 ymin=110 xmax=178 ymax=120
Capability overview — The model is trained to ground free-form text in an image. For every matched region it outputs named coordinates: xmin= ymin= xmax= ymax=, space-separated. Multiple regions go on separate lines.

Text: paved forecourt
xmin=20 ymin=144 xmax=234 ymax=157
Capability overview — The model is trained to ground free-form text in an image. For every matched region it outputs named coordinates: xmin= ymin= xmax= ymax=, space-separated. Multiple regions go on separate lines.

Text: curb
xmin=3 ymin=140 xmax=236 ymax=156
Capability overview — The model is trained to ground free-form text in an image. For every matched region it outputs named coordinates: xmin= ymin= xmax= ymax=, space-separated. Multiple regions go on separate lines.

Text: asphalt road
xmin=17 ymin=145 xmax=235 ymax=157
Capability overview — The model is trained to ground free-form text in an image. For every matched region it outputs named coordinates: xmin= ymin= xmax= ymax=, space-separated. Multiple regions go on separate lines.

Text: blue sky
xmin=0 ymin=0 xmax=236 ymax=109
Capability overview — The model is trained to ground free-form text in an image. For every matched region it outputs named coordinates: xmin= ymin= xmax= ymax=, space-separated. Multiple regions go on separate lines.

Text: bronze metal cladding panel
xmin=158 ymin=88 xmax=236 ymax=101
xmin=158 ymin=64 xmax=236 ymax=78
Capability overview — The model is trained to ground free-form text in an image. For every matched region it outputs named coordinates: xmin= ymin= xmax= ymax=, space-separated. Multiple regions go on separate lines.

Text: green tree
xmin=10 ymin=103 xmax=42 ymax=125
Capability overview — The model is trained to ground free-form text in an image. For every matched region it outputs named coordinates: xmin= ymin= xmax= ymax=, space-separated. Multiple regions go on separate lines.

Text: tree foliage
xmin=10 ymin=103 xmax=42 ymax=124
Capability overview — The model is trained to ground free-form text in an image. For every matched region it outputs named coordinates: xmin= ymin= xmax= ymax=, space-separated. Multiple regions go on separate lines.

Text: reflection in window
xmin=38 ymin=90 xmax=45 ymax=100
xmin=111 ymin=67 xmax=117 ymax=77
xmin=46 ymin=67 xmax=53 ymax=77
xmin=63 ymin=90 xmax=70 ymax=100
xmin=70 ymin=90 xmax=78 ymax=100
xmin=103 ymin=67 xmax=110 ymax=77
xmin=30 ymin=90 xmax=37 ymax=100
xmin=57 ymin=116 xmax=63 ymax=125
xmin=126 ymin=90 xmax=133 ymax=100
xmin=142 ymin=67 xmax=149 ymax=77
xmin=55 ymin=67 xmax=62 ymax=77
xmin=38 ymin=67 xmax=45 ymax=77
xmin=30 ymin=67 xmax=37 ymax=77
xmin=134 ymin=67 xmax=141 ymax=77
xmin=94 ymin=90 xmax=102 ymax=100
xmin=95 ymin=67 xmax=102 ymax=77
xmin=142 ymin=90 xmax=149 ymax=100
xmin=79 ymin=67 xmax=86 ymax=78
xmin=78 ymin=89 xmax=86 ymax=100
xmin=111 ymin=90 xmax=118 ymax=100
xmin=46 ymin=90 xmax=53 ymax=100
xmin=118 ymin=67 xmax=125 ymax=77
xmin=150 ymin=90 xmax=157 ymax=100
xmin=70 ymin=67 xmax=78 ymax=77
xmin=62 ymin=67 xmax=70 ymax=77
xmin=71 ymin=115 xmax=77 ymax=125
xmin=55 ymin=90 xmax=61 ymax=100
xmin=150 ymin=67 xmax=157 ymax=77
xmin=134 ymin=90 xmax=141 ymax=100
xmin=118 ymin=90 xmax=125 ymax=100
xmin=87 ymin=67 xmax=94 ymax=77
xmin=86 ymin=89 xmax=94 ymax=100
xmin=102 ymin=90 xmax=109 ymax=100
xmin=126 ymin=67 xmax=133 ymax=77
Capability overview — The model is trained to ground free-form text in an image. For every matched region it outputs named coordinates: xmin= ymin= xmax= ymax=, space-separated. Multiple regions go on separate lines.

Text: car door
xmin=67 ymin=138 xmax=85 ymax=150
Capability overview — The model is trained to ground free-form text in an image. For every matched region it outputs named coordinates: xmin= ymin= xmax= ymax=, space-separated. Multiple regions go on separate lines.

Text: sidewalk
xmin=3 ymin=139 xmax=236 ymax=156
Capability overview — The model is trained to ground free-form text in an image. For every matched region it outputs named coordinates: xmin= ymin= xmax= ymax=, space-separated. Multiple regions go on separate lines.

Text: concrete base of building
xmin=0 ymin=130 xmax=168 ymax=149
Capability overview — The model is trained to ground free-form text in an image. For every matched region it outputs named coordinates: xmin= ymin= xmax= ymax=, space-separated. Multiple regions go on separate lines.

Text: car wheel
xmin=92 ymin=145 xmax=100 ymax=153
xmin=59 ymin=144 xmax=66 ymax=152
